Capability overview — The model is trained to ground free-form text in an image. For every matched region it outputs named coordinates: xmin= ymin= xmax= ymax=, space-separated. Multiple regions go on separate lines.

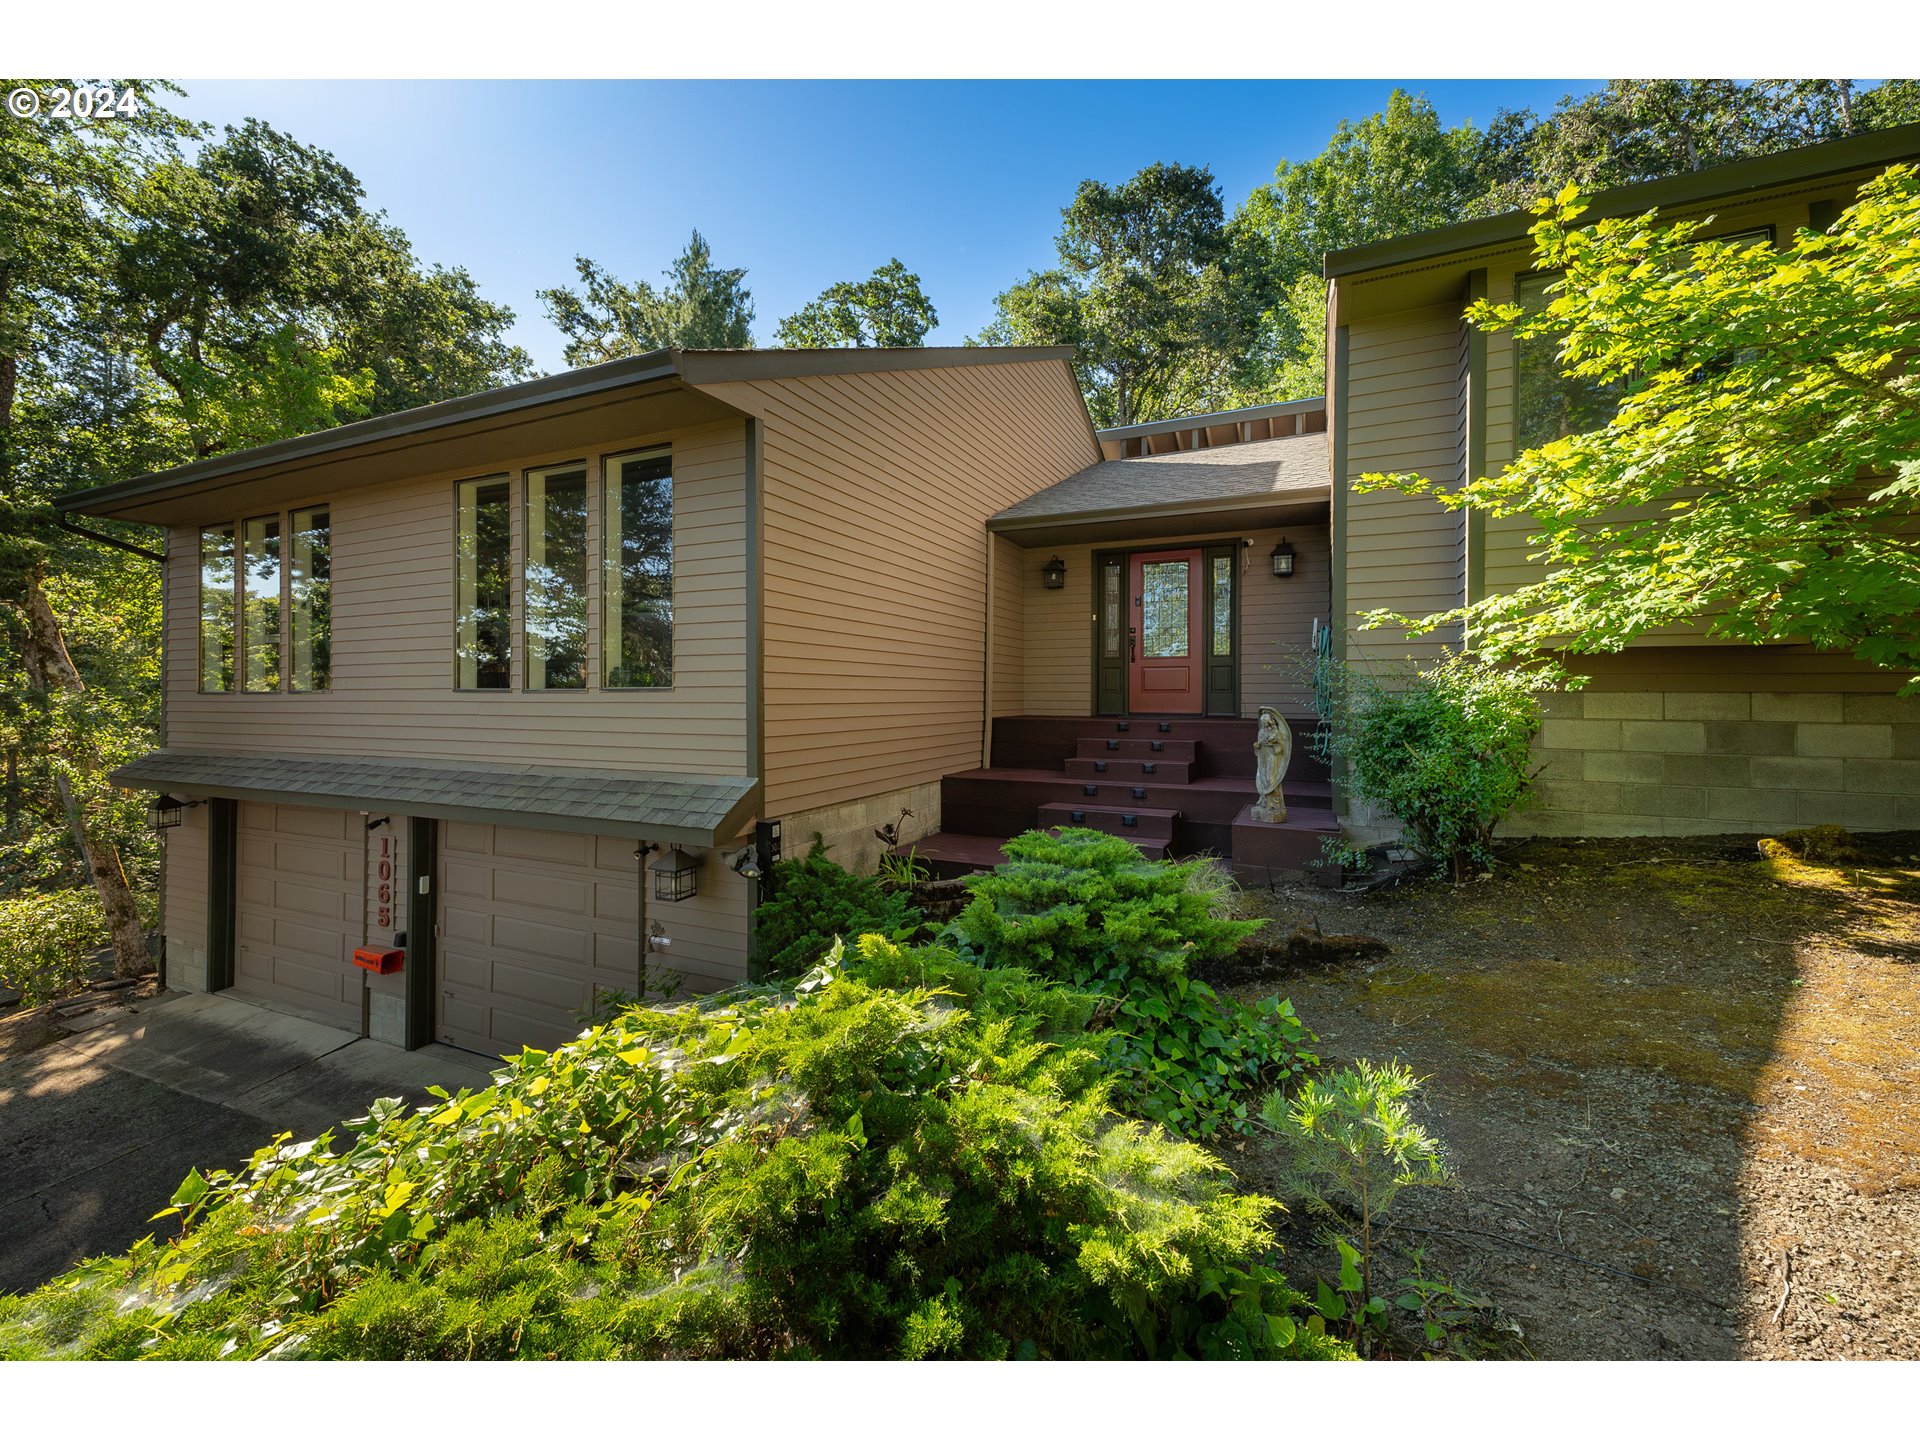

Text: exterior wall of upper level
xmin=163 ymin=416 xmax=751 ymax=775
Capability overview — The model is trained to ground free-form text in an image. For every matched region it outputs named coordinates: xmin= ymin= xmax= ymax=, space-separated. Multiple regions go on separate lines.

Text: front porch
xmin=903 ymin=714 xmax=1339 ymax=881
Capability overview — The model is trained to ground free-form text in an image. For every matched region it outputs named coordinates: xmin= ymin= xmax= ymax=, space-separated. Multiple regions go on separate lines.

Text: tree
xmin=976 ymin=162 xmax=1253 ymax=426
xmin=775 ymin=258 xmax=937 ymax=348
xmin=539 ymin=231 xmax=754 ymax=365
xmin=1356 ymin=167 xmax=1920 ymax=691
xmin=1476 ymin=79 xmax=1920 ymax=215
xmin=1229 ymin=90 xmax=1489 ymax=405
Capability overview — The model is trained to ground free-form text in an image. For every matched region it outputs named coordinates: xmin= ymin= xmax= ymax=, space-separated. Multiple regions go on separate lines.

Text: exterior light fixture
xmin=729 ymin=848 xmax=764 ymax=882
xmin=148 ymin=794 xmax=196 ymax=830
xmin=1041 ymin=555 xmax=1067 ymax=590
xmin=650 ymin=846 xmax=700 ymax=903
xmin=1270 ymin=539 xmax=1297 ymax=579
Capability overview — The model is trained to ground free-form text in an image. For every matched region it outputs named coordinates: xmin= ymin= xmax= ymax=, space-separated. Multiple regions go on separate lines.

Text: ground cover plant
xmin=945 ymin=828 xmax=1317 ymax=1138
xmin=748 ymin=836 xmax=924 ymax=981
xmin=0 ymin=888 xmax=110 ymax=1006
xmin=0 ymin=938 xmax=1349 ymax=1361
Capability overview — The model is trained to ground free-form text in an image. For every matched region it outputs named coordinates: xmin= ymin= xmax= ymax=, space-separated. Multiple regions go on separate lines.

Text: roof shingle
xmin=992 ymin=431 xmax=1328 ymax=524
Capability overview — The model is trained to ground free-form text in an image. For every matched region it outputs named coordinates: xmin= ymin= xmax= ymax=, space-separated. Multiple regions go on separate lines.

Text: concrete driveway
xmin=0 ymin=990 xmax=499 ymax=1295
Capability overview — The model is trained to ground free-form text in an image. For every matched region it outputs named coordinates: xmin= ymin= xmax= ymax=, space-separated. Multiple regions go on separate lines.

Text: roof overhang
xmin=988 ymin=491 xmax=1329 ymax=548
xmin=115 ymin=751 xmax=761 ymax=848
xmin=56 ymin=344 xmax=1081 ymax=527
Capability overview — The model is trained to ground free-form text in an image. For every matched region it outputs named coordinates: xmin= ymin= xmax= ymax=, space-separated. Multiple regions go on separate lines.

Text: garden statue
xmin=1252 ymin=706 xmax=1291 ymax=823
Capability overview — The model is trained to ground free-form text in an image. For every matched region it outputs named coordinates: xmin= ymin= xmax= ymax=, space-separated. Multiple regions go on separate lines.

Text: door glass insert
xmin=1139 ymin=560 xmax=1190 ymax=658
xmin=1211 ymin=555 xmax=1232 ymax=657
xmin=1101 ymin=559 xmax=1123 ymax=659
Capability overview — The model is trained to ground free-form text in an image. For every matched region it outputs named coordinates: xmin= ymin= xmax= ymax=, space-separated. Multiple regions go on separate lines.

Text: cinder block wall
xmin=1512 ymin=690 xmax=1920 ymax=837
xmin=775 ymin=780 xmax=944 ymax=876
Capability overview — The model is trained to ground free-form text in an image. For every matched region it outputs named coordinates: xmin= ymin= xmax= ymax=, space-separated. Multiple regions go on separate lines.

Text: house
xmin=58 ymin=122 xmax=1920 ymax=1059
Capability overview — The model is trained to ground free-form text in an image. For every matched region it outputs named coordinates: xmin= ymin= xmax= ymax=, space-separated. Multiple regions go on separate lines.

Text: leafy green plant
xmin=749 ymin=836 xmax=923 ymax=982
xmin=874 ymin=848 xmax=928 ymax=889
xmin=1262 ymin=1059 xmax=1450 ymax=1354
xmin=1391 ymin=1245 xmax=1525 ymax=1359
xmin=0 ymin=887 xmax=112 ymax=1006
xmin=946 ymin=829 xmax=1316 ymax=1137
xmin=0 ymin=935 xmax=1349 ymax=1362
xmin=1316 ymin=652 xmax=1551 ymax=880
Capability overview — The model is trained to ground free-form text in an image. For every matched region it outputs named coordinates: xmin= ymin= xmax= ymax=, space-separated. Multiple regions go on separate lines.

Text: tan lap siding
xmin=1342 ymin=304 xmax=1467 ymax=665
xmin=697 ymin=361 xmax=1097 ymax=816
xmin=163 ymin=421 xmax=749 ymax=774
xmin=989 ymin=532 xmax=1027 ymax=719
xmin=1016 ymin=525 xmax=1331 ymax=717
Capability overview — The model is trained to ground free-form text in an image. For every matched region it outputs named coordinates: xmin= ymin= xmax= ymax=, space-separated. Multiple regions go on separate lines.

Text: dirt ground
xmin=1227 ymin=832 xmax=1920 ymax=1361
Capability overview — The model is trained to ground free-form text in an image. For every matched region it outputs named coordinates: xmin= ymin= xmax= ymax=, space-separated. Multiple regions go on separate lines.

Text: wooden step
xmin=1071 ymin=737 xmax=1198 ymax=762
xmin=1062 ymin=756 xmax=1194 ymax=784
xmin=1036 ymin=803 xmax=1179 ymax=841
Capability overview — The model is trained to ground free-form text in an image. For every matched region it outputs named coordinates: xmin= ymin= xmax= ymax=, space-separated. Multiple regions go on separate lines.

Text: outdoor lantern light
xmin=1041 ymin=555 xmax=1067 ymax=590
xmin=1270 ymin=538 xmax=1297 ymax=579
xmin=650 ymin=846 xmax=700 ymax=902
xmin=147 ymin=794 xmax=192 ymax=830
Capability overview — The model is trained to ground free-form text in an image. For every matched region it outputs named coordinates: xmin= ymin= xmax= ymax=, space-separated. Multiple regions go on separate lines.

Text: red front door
xmin=1127 ymin=548 xmax=1204 ymax=714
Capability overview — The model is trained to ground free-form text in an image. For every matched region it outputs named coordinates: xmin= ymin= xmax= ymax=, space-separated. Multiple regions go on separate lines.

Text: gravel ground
xmin=1225 ymin=833 xmax=1920 ymax=1360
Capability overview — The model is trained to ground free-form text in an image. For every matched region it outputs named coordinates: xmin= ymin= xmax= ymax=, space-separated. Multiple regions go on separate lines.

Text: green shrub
xmin=945 ymin=829 xmax=1317 ymax=1138
xmin=749 ymin=837 xmax=923 ymax=981
xmin=1317 ymin=652 xmax=1551 ymax=879
xmin=0 ymin=937 xmax=1349 ymax=1362
xmin=0 ymin=887 xmax=109 ymax=1006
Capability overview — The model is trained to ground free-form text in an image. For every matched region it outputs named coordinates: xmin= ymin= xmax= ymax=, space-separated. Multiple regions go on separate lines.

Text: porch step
xmin=1036 ymin=803 xmax=1179 ymax=842
xmin=1071 ymin=737 xmax=1198 ymax=763
xmin=1062 ymin=756 xmax=1194 ymax=784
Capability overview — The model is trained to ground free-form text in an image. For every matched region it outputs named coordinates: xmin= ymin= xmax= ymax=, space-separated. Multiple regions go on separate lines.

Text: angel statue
xmin=1252 ymin=706 xmax=1292 ymax=824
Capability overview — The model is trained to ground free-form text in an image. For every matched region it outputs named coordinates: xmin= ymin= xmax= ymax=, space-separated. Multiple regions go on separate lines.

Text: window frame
xmin=453 ymin=473 xmax=516 ymax=693
xmin=196 ymin=505 xmax=331 ymax=696
xmin=600 ymin=445 xmax=676 ymax=691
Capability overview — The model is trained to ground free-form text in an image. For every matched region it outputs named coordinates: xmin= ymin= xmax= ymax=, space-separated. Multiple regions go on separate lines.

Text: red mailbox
xmin=353 ymin=946 xmax=404 ymax=974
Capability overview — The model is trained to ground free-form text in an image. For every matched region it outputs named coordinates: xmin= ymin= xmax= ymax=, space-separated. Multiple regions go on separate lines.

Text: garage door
xmin=235 ymin=803 xmax=362 ymax=1027
xmin=438 ymin=824 xmax=644 ymax=1056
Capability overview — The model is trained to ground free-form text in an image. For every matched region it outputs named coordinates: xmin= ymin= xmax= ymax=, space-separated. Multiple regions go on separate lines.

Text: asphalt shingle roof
xmin=113 ymin=751 xmax=758 ymax=846
xmin=993 ymin=431 xmax=1329 ymax=524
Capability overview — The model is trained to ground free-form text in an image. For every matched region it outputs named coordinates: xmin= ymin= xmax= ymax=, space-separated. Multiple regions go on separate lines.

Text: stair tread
xmin=1038 ymin=802 xmax=1182 ymax=819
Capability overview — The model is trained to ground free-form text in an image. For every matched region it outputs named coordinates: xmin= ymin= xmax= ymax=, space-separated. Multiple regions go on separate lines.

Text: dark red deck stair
xmin=900 ymin=715 xmax=1340 ymax=880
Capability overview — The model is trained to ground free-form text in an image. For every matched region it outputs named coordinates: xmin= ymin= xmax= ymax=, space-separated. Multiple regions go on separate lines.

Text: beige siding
xmin=697 ymin=360 xmax=1097 ymax=816
xmin=988 ymin=532 xmax=1027 ymax=719
xmin=1014 ymin=524 xmax=1331 ymax=717
xmin=164 ymin=420 xmax=750 ymax=774
xmin=1341 ymin=304 xmax=1466 ymax=665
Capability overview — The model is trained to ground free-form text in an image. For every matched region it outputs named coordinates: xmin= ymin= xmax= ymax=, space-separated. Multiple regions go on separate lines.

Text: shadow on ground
xmin=1229 ymin=832 xmax=1920 ymax=1360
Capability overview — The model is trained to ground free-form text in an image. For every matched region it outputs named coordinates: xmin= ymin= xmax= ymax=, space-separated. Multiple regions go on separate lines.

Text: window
xmin=455 ymin=477 xmax=512 ymax=689
xmin=1139 ymin=560 xmax=1191 ymax=658
xmin=1100 ymin=559 xmax=1123 ymax=661
xmin=1210 ymin=555 xmax=1233 ymax=658
xmin=1514 ymin=229 xmax=1773 ymax=452
xmin=289 ymin=507 xmax=331 ymax=692
xmin=199 ymin=524 xmax=236 ymax=693
xmin=526 ymin=464 xmax=589 ymax=689
xmin=197 ymin=508 xmax=330 ymax=694
xmin=603 ymin=448 xmax=673 ymax=688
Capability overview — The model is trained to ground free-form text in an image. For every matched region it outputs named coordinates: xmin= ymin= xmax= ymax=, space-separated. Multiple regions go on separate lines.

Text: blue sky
xmin=174 ymin=79 xmax=1598 ymax=372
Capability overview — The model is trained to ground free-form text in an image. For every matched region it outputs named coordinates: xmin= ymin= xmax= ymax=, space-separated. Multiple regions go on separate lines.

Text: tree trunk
xmin=12 ymin=564 xmax=149 ymax=977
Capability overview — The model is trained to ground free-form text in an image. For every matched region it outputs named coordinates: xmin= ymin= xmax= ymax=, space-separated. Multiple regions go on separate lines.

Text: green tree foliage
xmin=0 ymin=943 xmax=1349 ymax=1361
xmin=1315 ymin=654 xmax=1550 ymax=880
xmin=748 ymin=836 xmax=923 ymax=980
xmin=775 ymin=257 xmax=937 ymax=347
xmin=1359 ymin=168 xmax=1920 ymax=692
xmin=976 ymin=162 xmax=1256 ymax=425
xmin=946 ymin=829 xmax=1315 ymax=1136
xmin=539 ymin=231 xmax=754 ymax=365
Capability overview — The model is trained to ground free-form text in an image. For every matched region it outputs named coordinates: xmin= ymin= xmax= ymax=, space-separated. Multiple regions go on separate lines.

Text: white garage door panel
xmin=234 ymin=803 xmax=361 ymax=1027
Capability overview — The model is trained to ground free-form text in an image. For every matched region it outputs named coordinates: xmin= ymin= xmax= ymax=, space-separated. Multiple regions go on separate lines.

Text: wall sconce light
xmin=1041 ymin=555 xmax=1067 ymax=590
xmin=147 ymin=794 xmax=199 ymax=830
xmin=650 ymin=846 xmax=700 ymax=902
xmin=1270 ymin=539 xmax=1297 ymax=579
